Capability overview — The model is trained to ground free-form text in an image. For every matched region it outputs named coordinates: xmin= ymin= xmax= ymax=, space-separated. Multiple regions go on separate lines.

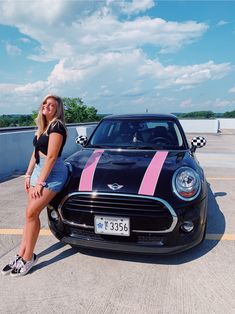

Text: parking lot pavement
xmin=0 ymin=132 xmax=235 ymax=314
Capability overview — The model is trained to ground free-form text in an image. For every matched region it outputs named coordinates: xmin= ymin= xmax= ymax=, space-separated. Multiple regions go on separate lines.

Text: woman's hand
xmin=30 ymin=184 xmax=44 ymax=199
xmin=24 ymin=177 xmax=31 ymax=193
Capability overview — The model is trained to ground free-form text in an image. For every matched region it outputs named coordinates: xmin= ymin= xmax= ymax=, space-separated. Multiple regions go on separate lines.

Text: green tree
xmin=18 ymin=115 xmax=34 ymax=126
xmin=179 ymin=111 xmax=215 ymax=119
xmin=63 ymin=97 xmax=99 ymax=123
xmin=0 ymin=115 xmax=13 ymax=127
xmin=0 ymin=114 xmax=35 ymax=127
xmin=29 ymin=98 xmax=99 ymax=125
xmin=223 ymin=110 xmax=235 ymax=118
xmin=31 ymin=111 xmax=37 ymax=124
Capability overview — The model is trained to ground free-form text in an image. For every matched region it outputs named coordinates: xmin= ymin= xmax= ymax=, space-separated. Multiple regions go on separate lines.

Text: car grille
xmin=59 ymin=192 xmax=176 ymax=233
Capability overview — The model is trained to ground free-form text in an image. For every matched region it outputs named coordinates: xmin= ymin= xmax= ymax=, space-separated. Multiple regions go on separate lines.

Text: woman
xmin=1 ymin=95 xmax=68 ymax=277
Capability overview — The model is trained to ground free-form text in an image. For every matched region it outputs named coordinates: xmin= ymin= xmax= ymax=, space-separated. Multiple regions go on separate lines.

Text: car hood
xmin=65 ymin=148 xmax=201 ymax=200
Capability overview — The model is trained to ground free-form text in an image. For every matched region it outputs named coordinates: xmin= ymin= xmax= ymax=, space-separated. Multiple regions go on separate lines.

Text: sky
xmin=0 ymin=0 xmax=235 ymax=115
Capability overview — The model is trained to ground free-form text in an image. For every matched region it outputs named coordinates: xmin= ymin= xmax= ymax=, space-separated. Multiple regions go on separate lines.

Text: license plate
xmin=94 ymin=216 xmax=130 ymax=236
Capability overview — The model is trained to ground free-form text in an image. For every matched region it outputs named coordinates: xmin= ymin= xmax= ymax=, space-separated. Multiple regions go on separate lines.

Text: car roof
xmin=102 ymin=113 xmax=178 ymax=121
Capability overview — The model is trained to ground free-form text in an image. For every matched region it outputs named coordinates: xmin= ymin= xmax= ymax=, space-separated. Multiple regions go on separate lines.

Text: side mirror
xmin=76 ymin=135 xmax=88 ymax=146
xmin=190 ymin=136 xmax=206 ymax=152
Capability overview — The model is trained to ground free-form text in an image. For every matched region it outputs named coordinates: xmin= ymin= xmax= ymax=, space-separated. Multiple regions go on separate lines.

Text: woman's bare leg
xmin=18 ymin=192 xmax=34 ymax=257
xmin=22 ymin=187 xmax=57 ymax=261
xmin=18 ymin=225 xmax=27 ymax=257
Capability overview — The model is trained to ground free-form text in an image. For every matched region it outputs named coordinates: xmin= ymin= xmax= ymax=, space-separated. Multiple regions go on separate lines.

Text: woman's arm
xmin=32 ymin=133 xmax=63 ymax=198
xmin=25 ymin=150 xmax=36 ymax=176
xmin=24 ymin=150 xmax=36 ymax=193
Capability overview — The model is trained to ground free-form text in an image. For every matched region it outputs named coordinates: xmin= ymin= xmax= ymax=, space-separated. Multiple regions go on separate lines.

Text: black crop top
xmin=33 ymin=121 xmax=67 ymax=164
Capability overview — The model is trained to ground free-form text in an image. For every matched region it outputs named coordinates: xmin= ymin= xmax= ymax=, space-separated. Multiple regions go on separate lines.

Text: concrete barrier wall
xmin=217 ymin=118 xmax=235 ymax=129
xmin=179 ymin=119 xmax=219 ymax=133
xmin=0 ymin=127 xmax=79 ymax=180
xmin=76 ymin=124 xmax=97 ymax=138
xmin=0 ymin=118 xmax=230 ymax=180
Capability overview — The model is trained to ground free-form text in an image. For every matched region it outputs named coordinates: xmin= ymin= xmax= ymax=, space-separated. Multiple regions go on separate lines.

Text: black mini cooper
xmin=47 ymin=114 xmax=208 ymax=254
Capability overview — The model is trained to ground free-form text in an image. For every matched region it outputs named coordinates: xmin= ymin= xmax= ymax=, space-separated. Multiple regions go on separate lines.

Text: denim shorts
xmin=30 ymin=157 xmax=68 ymax=192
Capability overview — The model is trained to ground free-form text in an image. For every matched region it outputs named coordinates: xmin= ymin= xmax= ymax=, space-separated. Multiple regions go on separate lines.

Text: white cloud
xmin=189 ymin=99 xmax=235 ymax=111
xmin=48 ymin=50 xmax=229 ymax=97
xmin=21 ymin=16 xmax=208 ymax=63
xmin=217 ymin=20 xmax=229 ymax=27
xmin=14 ymin=81 xmax=49 ymax=94
xmin=180 ymin=99 xmax=194 ymax=109
xmin=19 ymin=37 xmax=30 ymax=43
xmin=0 ymin=1 xmax=208 ymax=62
xmin=5 ymin=42 xmax=21 ymax=56
xmin=1 ymin=48 xmax=231 ymax=114
xmin=0 ymin=0 xmax=106 ymax=26
xmin=0 ymin=1 xmax=233 ymax=115
xmin=0 ymin=82 xmax=42 ymax=113
xmin=0 ymin=83 xmax=20 ymax=93
xmin=97 ymin=88 xmax=113 ymax=97
xmin=121 ymin=87 xmax=144 ymax=97
xmin=121 ymin=0 xmax=155 ymax=15
xmin=176 ymin=98 xmax=235 ymax=113
xmin=229 ymin=86 xmax=235 ymax=93
xmin=133 ymin=96 xmax=146 ymax=105
xmin=213 ymin=98 xmax=235 ymax=108
xmin=138 ymin=60 xmax=231 ymax=89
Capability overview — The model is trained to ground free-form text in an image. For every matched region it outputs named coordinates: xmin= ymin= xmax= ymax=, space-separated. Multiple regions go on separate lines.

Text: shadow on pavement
xmin=34 ymin=183 xmax=226 ymax=269
xmin=32 ymin=242 xmax=77 ymax=273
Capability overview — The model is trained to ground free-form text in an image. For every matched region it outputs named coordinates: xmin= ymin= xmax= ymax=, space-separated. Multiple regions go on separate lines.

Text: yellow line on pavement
xmin=0 ymin=229 xmax=235 ymax=240
xmin=200 ymin=156 xmax=235 ymax=161
xmin=0 ymin=229 xmax=52 ymax=236
xmin=205 ymin=234 xmax=235 ymax=240
xmin=207 ymin=177 xmax=235 ymax=180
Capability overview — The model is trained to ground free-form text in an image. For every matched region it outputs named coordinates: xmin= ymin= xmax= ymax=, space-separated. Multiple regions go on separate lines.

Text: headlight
xmin=172 ymin=167 xmax=201 ymax=201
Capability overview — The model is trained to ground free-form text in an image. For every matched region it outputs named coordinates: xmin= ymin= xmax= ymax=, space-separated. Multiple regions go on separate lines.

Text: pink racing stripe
xmin=79 ymin=150 xmax=104 ymax=191
xmin=138 ymin=151 xmax=168 ymax=196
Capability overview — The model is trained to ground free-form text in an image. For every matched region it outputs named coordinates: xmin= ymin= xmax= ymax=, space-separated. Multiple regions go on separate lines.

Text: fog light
xmin=181 ymin=221 xmax=194 ymax=233
xmin=51 ymin=210 xmax=59 ymax=220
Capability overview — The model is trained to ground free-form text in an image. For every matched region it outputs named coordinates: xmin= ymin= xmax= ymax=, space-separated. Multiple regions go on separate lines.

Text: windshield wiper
xmin=85 ymin=145 xmax=104 ymax=148
xmin=123 ymin=145 xmax=155 ymax=150
xmin=136 ymin=145 xmax=156 ymax=150
xmin=86 ymin=145 xmax=110 ymax=148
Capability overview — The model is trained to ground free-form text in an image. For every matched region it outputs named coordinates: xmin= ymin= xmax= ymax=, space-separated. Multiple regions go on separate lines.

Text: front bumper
xmin=47 ymin=194 xmax=207 ymax=255
xmin=49 ymin=224 xmax=206 ymax=255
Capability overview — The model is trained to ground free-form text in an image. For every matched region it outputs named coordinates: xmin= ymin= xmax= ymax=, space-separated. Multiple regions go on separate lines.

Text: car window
xmin=88 ymin=119 xmax=185 ymax=150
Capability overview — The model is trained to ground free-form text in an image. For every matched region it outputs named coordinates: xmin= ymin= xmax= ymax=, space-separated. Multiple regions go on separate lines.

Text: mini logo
xmin=107 ymin=183 xmax=124 ymax=191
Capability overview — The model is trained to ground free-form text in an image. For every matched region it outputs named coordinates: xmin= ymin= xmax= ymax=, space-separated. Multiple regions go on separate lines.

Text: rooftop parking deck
xmin=0 ymin=130 xmax=235 ymax=314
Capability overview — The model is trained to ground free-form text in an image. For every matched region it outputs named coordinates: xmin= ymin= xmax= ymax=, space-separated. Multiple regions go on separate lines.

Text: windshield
xmin=87 ymin=119 xmax=186 ymax=150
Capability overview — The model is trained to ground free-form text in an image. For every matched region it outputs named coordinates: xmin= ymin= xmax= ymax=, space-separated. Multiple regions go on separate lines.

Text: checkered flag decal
xmin=76 ymin=135 xmax=88 ymax=145
xmin=191 ymin=136 xmax=207 ymax=148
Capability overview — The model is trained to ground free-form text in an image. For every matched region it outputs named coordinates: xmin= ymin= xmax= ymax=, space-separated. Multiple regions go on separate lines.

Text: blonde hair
xmin=35 ymin=94 xmax=66 ymax=137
